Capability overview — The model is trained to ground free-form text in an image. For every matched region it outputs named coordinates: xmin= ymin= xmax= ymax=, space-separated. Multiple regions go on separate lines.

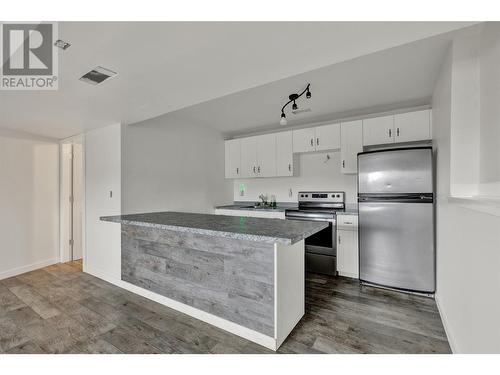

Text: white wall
xmin=85 ymin=123 xmax=121 ymax=280
xmin=432 ymin=27 xmax=500 ymax=353
xmin=0 ymin=130 xmax=59 ymax=279
xmin=122 ymin=113 xmax=233 ymax=214
xmin=233 ymin=151 xmax=357 ymax=203
xmin=479 ymin=23 xmax=500 ymax=196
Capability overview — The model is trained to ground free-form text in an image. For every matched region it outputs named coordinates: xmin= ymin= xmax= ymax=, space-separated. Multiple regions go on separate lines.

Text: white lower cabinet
xmin=336 ymin=214 xmax=359 ymax=279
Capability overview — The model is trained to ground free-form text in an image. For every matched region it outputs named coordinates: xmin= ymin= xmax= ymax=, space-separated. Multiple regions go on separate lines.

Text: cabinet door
xmin=394 ymin=109 xmax=430 ymax=143
xmin=337 ymin=229 xmax=359 ymax=279
xmin=315 ymin=123 xmax=341 ymax=151
xmin=224 ymin=139 xmax=241 ymax=178
xmin=240 ymin=136 xmax=258 ymax=178
xmin=292 ymin=127 xmax=316 ymax=153
xmin=340 ymin=120 xmax=363 ymax=174
xmin=276 ymin=131 xmax=294 ymax=176
xmin=362 ymin=115 xmax=394 ymax=145
xmin=256 ymin=134 xmax=277 ymax=177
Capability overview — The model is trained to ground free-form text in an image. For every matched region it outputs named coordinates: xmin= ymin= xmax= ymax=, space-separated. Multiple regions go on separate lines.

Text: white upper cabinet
xmin=224 ymin=139 xmax=241 ymax=178
xmin=315 ymin=123 xmax=341 ymax=151
xmin=225 ymin=109 xmax=432 ymax=179
xmin=340 ymin=120 xmax=363 ymax=174
xmin=362 ymin=115 xmax=394 ymax=146
xmin=276 ymin=131 xmax=294 ymax=176
xmin=256 ymin=134 xmax=277 ymax=177
xmin=292 ymin=127 xmax=316 ymax=153
xmin=394 ymin=109 xmax=431 ymax=143
xmin=293 ymin=123 xmax=340 ymax=153
xmin=240 ymin=136 xmax=258 ymax=178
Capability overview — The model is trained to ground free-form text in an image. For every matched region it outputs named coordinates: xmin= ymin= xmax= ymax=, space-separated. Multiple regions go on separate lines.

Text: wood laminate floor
xmin=0 ymin=261 xmax=451 ymax=354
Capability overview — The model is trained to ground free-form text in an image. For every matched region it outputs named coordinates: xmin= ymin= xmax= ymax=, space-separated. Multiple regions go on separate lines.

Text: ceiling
xmin=0 ymin=22 xmax=474 ymax=139
xmin=171 ymin=30 xmax=456 ymax=137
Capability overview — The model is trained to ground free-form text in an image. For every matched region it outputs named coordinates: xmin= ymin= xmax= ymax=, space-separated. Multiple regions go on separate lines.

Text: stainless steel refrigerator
xmin=357 ymin=147 xmax=435 ymax=293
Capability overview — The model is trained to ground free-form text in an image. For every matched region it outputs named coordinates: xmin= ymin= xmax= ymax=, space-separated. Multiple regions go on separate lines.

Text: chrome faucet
xmin=258 ymin=194 xmax=268 ymax=206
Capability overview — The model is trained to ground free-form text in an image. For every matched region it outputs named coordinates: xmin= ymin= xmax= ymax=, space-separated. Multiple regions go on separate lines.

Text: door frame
xmin=59 ymin=134 xmax=86 ymax=264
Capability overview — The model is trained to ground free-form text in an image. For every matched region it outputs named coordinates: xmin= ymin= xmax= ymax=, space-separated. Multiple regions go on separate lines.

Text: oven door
xmin=305 ymin=221 xmax=335 ymax=256
xmin=285 ymin=211 xmax=336 ymax=256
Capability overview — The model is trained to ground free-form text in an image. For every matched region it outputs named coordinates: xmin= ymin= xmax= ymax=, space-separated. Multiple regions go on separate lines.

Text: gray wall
xmin=122 ymin=113 xmax=233 ymax=214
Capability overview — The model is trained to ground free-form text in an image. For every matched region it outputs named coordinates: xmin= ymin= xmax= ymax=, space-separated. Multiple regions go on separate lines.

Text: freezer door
xmin=359 ymin=201 xmax=435 ymax=293
xmin=358 ymin=148 xmax=433 ymax=194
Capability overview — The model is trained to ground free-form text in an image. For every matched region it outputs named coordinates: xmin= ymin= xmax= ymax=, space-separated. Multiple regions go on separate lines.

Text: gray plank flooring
xmin=0 ymin=261 xmax=451 ymax=354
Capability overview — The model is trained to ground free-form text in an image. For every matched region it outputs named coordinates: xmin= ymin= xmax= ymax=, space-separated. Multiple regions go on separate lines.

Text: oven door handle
xmin=286 ymin=214 xmax=334 ymax=223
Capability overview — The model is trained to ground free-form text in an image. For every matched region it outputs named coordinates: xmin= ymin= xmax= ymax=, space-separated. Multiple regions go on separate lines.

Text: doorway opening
xmin=60 ymin=135 xmax=85 ymax=263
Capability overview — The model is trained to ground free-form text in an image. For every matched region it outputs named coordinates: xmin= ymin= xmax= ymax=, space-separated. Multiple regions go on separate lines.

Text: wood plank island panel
xmin=121 ymin=224 xmax=275 ymax=336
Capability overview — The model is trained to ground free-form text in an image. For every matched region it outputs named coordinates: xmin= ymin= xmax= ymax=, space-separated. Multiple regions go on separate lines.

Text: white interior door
xmin=72 ymin=141 xmax=84 ymax=260
xmin=60 ymin=143 xmax=73 ymax=263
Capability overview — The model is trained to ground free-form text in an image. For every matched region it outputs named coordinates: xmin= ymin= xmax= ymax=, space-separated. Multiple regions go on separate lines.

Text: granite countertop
xmin=101 ymin=211 xmax=328 ymax=245
xmin=216 ymin=202 xmax=358 ymax=215
xmin=215 ymin=201 xmax=298 ymax=213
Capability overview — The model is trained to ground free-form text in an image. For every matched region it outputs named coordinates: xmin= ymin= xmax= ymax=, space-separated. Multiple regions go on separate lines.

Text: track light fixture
xmin=279 ymin=83 xmax=311 ymax=125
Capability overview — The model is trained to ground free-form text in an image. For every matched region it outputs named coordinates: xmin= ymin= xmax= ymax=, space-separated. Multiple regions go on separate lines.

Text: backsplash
xmin=233 ymin=151 xmax=358 ymax=203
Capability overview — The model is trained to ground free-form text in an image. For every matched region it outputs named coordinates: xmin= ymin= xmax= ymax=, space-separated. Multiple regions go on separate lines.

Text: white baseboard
xmin=84 ymin=265 xmax=277 ymax=351
xmin=0 ymin=258 xmax=59 ymax=281
xmin=435 ymin=293 xmax=457 ymax=353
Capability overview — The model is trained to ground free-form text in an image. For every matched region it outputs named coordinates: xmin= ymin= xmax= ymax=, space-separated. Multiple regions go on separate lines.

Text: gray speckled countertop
xmin=101 ymin=211 xmax=328 ymax=245
xmin=216 ymin=202 xmax=358 ymax=215
xmin=215 ymin=201 xmax=297 ymax=213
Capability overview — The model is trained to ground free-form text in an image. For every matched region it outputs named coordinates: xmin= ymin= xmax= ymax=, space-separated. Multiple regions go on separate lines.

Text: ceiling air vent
xmin=79 ymin=66 xmax=117 ymax=85
xmin=292 ymin=108 xmax=312 ymax=115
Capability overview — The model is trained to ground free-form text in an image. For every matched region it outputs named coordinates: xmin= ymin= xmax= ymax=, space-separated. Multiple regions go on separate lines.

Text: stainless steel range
xmin=285 ymin=191 xmax=345 ymax=275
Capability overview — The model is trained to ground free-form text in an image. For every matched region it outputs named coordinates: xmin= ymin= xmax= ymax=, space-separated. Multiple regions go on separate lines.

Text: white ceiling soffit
xmin=0 ymin=21 xmax=474 ymax=139
xmin=169 ymin=30 xmax=457 ymax=137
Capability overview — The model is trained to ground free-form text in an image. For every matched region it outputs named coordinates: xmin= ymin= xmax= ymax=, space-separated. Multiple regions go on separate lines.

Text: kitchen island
xmin=100 ymin=211 xmax=327 ymax=350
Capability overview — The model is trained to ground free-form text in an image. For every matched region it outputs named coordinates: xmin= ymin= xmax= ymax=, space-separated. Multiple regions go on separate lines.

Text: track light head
xmin=306 ymin=89 xmax=311 ymax=99
xmin=292 ymin=101 xmax=298 ymax=111
xmin=280 ymin=112 xmax=287 ymax=126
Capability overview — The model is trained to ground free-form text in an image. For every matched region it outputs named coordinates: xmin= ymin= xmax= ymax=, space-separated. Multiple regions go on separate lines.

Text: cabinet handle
xmin=310 ymin=138 xmax=314 ymax=147
xmin=257 ymin=166 xmax=261 ymax=173
xmin=344 ymin=222 xmax=353 ymax=225
xmin=397 ymin=127 xmax=400 ymax=137
xmin=316 ymin=138 xmax=319 ymax=146
xmin=389 ymin=128 xmax=392 ymax=138
xmin=236 ymin=167 xmax=239 ymax=175
xmin=342 ymin=160 xmax=345 ymax=168
xmin=338 ymin=235 xmax=341 ymax=244
xmin=253 ymin=166 xmax=256 ymax=174
xmin=288 ymin=163 xmax=291 ymax=172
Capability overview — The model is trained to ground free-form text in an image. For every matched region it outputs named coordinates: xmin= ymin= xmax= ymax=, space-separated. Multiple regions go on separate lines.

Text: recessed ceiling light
xmin=79 ymin=66 xmax=118 ymax=85
xmin=54 ymin=39 xmax=71 ymax=50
